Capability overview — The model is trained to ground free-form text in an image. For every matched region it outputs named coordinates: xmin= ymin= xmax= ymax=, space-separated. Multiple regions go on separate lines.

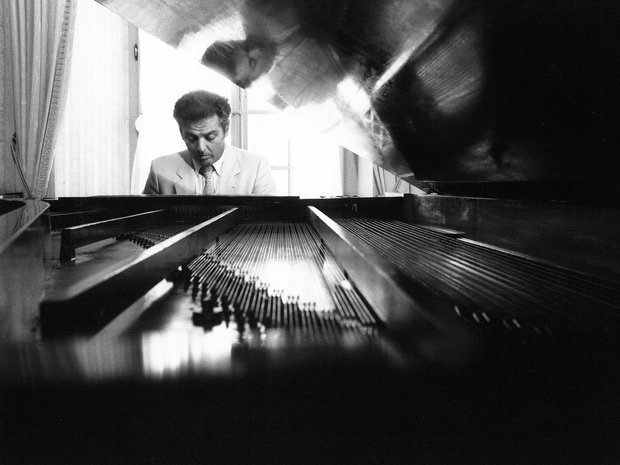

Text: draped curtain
xmin=53 ymin=0 xmax=138 ymax=197
xmin=3 ymin=0 xmax=76 ymax=198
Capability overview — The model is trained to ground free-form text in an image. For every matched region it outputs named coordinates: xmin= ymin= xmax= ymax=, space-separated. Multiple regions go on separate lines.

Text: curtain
xmin=340 ymin=147 xmax=375 ymax=196
xmin=0 ymin=0 xmax=17 ymax=195
xmin=53 ymin=0 xmax=138 ymax=196
xmin=373 ymin=165 xmax=386 ymax=196
xmin=3 ymin=0 xmax=76 ymax=198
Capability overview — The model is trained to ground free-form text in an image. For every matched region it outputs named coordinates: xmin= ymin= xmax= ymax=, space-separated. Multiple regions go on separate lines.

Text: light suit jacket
xmin=142 ymin=145 xmax=276 ymax=195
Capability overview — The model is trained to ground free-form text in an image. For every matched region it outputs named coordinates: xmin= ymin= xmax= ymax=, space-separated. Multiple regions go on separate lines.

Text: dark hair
xmin=202 ymin=37 xmax=277 ymax=88
xmin=173 ymin=90 xmax=232 ymax=134
xmin=201 ymin=40 xmax=245 ymax=82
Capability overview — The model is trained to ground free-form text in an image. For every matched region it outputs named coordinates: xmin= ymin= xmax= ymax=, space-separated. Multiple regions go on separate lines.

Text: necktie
xmin=199 ymin=165 xmax=216 ymax=195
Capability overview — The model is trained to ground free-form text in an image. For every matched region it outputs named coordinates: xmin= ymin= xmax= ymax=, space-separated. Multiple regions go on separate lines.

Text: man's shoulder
xmin=226 ymin=145 xmax=269 ymax=165
xmin=151 ymin=151 xmax=187 ymax=169
xmin=153 ymin=151 xmax=183 ymax=162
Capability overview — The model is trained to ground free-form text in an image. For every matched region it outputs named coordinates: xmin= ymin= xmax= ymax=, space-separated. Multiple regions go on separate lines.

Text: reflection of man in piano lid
xmin=142 ymin=90 xmax=276 ymax=196
xmin=201 ymin=36 xmax=277 ymax=89
xmin=202 ymin=28 xmax=346 ymax=110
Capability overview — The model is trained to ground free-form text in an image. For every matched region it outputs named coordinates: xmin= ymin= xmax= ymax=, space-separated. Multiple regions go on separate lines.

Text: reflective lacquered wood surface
xmin=97 ymin=0 xmax=620 ymax=192
xmin=3 ymin=195 xmax=620 ymax=463
xmin=0 ymin=199 xmax=48 ymax=251
xmin=0 ymin=200 xmax=49 ymax=341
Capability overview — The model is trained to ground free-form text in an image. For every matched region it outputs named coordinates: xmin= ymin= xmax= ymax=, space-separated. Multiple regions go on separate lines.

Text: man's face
xmin=232 ymin=45 xmax=275 ymax=88
xmin=180 ymin=115 xmax=226 ymax=167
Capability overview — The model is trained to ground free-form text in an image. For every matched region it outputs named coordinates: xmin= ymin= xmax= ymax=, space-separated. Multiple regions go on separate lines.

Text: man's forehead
xmin=182 ymin=116 xmax=222 ymax=134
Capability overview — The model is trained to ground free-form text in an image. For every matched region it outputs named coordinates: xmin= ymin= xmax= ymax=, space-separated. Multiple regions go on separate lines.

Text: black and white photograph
xmin=1 ymin=0 xmax=620 ymax=463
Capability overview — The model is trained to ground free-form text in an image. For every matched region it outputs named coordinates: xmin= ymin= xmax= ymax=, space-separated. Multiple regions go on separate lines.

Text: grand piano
xmin=2 ymin=0 xmax=620 ymax=463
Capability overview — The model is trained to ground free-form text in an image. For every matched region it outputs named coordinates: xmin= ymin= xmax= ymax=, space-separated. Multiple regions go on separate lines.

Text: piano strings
xmin=336 ymin=218 xmax=620 ymax=333
xmin=179 ymin=222 xmax=380 ymax=336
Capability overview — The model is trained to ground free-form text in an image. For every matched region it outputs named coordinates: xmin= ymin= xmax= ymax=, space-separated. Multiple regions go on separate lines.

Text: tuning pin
xmin=201 ymin=298 xmax=214 ymax=315
xmin=191 ymin=311 xmax=203 ymax=327
xmin=223 ymin=305 xmax=231 ymax=327
xmin=234 ymin=311 xmax=246 ymax=334
xmin=167 ymin=264 xmax=191 ymax=285
xmin=248 ymin=310 xmax=258 ymax=330
xmin=191 ymin=276 xmax=201 ymax=299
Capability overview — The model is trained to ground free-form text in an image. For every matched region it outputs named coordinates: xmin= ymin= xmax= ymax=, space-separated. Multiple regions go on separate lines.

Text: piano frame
xmin=2 ymin=194 xmax=620 ymax=463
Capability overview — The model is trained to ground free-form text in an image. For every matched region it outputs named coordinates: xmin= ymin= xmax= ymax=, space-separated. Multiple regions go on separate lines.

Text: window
xmin=130 ymin=29 xmax=232 ymax=194
xmin=244 ymin=90 xmax=342 ymax=197
xmin=54 ymin=1 xmax=346 ymax=197
xmin=136 ymin=30 xmax=344 ymax=197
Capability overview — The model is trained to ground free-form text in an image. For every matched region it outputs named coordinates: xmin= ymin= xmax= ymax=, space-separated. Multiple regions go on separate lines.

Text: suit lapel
xmin=174 ymin=151 xmax=197 ymax=194
xmin=219 ymin=146 xmax=241 ymax=194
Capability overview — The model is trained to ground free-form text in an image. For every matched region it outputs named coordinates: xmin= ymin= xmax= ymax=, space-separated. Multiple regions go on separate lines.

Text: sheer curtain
xmin=3 ymin=0 xmax=76 ymax=198
xmin=52 ymin=0 xmax=138 ymax=196
xmin=0 ymin=1 xmax=10 ymax=195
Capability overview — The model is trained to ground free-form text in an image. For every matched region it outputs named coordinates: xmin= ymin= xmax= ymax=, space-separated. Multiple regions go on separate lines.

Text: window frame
xmin=233 ymin=87 xmax=294 ymax=195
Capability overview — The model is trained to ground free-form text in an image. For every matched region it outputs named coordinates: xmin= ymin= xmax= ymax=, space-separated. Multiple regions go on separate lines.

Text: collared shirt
xmin=191 ymin=149 xmax=225 ymax=194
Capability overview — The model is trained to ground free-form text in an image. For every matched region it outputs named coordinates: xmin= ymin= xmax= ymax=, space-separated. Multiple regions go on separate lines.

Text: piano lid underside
xmin=96 ymin=0 xmax=620 ymax=193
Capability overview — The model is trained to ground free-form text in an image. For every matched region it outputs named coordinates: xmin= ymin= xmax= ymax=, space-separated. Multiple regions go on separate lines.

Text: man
xmin=201 ymin=37 xmax=278 ymax=90
xmin=201 ymin=0 xmax=299 ymax=89
xmin=202 ymin=31 xmax=347 ymax=110
xmin=143 ymin=90 xmax=276 ymax=195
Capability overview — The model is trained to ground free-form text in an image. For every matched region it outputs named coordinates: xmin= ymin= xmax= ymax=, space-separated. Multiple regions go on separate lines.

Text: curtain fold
xmin=53 ymin=0 xmax=138 ymax=197
xmin=373 ymin=164 xmax=386 ymax=196
xmin=4 ymin=0 xmax=76 ymax=198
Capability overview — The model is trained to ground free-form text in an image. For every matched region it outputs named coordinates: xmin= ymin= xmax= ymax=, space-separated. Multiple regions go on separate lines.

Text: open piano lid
xmin=95 ymin=0 xmax=620 ymax=197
